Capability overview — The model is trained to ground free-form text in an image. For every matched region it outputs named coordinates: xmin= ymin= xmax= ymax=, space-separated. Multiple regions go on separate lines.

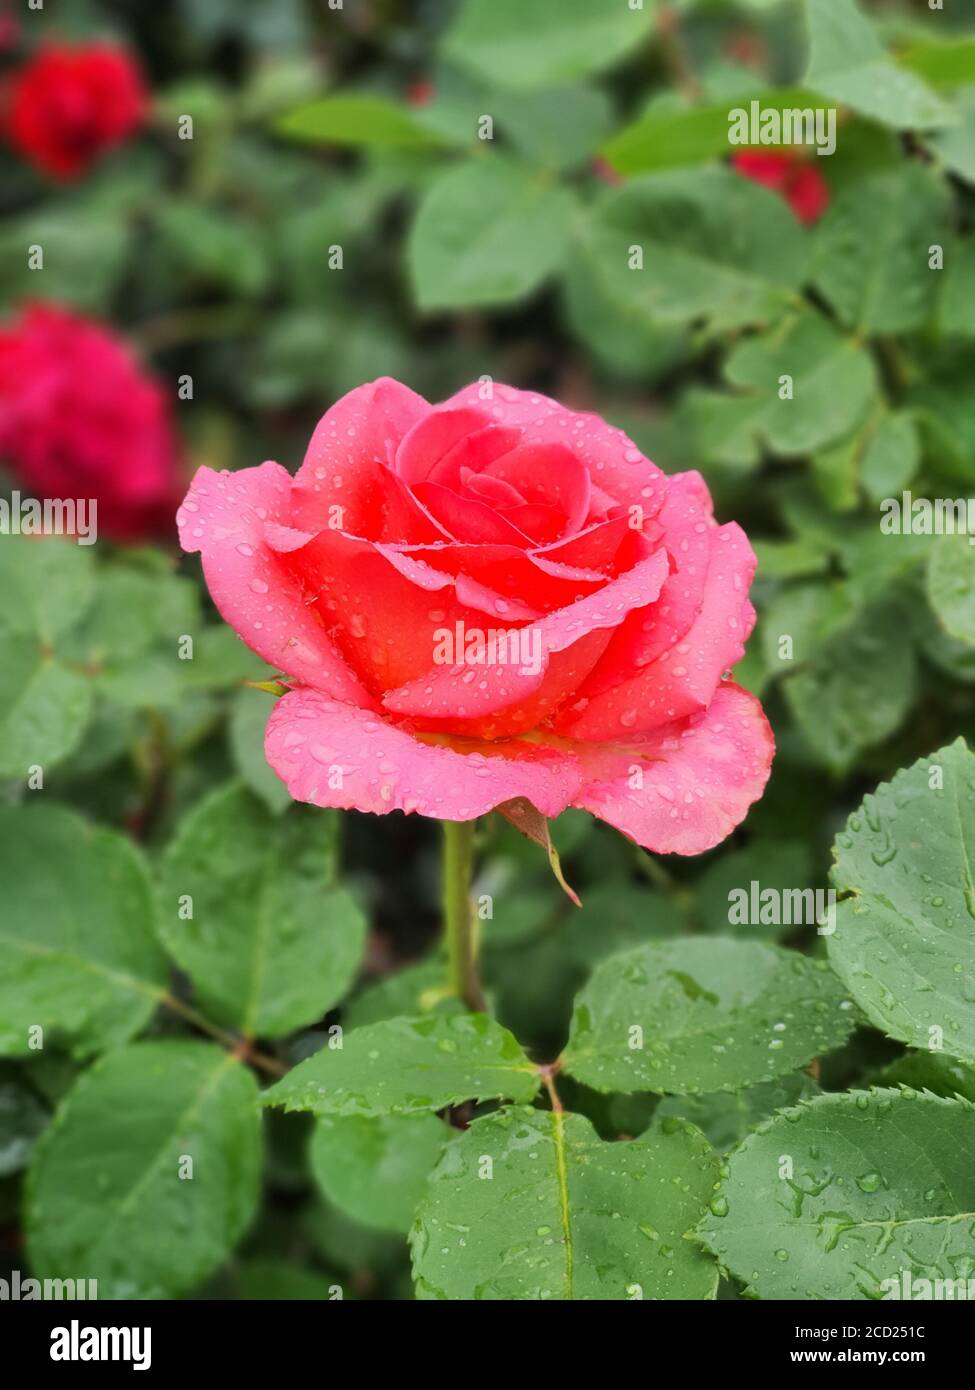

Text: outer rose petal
xmin=442 ymin=382 xmax=667 ymax=518
xmin=265 ymin=688 xmax=584 ymax=820
xmin=263 ymin=681 xmax=773 ymax=854
xmin=177 ymin=463 xmax=371 ymax=704
xmin=574 ymin=683 xmax=774 ymax=854
xmin=556 ymin=522 xmax=757 ymax=739
xmin=580 ymin=470 xmax=715 ymax=695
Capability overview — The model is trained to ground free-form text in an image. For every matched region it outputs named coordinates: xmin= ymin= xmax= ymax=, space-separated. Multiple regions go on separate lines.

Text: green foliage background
xmin=2 ymin=0 xmax=975 ymax=1301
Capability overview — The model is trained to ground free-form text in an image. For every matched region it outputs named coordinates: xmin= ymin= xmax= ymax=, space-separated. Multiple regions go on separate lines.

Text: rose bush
xmin=0 ymin=303 xmax=182 ymax=540
xmin=179 ymin=378 xmax=773 ymax=853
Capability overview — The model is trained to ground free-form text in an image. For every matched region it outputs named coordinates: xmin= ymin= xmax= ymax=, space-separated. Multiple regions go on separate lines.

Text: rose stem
xmin=441 ymin=819 xmax=485 ymax=1012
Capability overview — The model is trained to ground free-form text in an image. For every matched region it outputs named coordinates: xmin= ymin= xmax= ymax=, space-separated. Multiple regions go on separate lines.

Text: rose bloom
xmin=3 ymin=41 xmax=147 ymax=180
xmin=731 ymin=150 xmax=829 ymax=225
xmin=0 ymin=303 xmax=182 ymax=541
xmin=179 ymin=380 xmax=773 ymax=853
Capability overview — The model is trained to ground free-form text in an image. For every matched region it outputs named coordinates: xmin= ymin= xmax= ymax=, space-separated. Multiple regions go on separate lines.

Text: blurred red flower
xmin=731 ymin=149 xmax=830 ymax=225
xmin=3 ymin=41 xmax=147 ymax=180
xmin=0 ymin=304 xmax=182 ymax=541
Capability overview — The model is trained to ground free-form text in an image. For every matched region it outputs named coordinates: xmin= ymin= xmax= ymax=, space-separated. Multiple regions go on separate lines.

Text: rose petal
xmin=264 ymin=687 xmax=584 ymax=820
xmin=291 ymin=377 xmax=440 ymax=543
xmin=176 ymin=463 xmax=370 ymax=704
xmin=394 ymin=407 xmax=493 ymax=486
xmin=573 ymin=683 xmax=774 ymax=854
xmin=557 ymin=521 xmax=757 ymax=739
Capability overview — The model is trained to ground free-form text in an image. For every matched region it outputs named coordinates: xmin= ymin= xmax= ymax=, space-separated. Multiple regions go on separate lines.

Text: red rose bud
xmin=3 ymin=41 xmax=147 ymax=180
xmin=178 ymin=379 xmax=773 ymax=852
xmin=0 ymin=303 xmax=182 ymax=542
xmin=731 ymin=149 xmax=830 ymax=226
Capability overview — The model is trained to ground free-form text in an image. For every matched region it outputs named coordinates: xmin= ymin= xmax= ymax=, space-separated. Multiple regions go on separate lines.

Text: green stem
xmin=442 ymin=819 xmax=484 ymax=1012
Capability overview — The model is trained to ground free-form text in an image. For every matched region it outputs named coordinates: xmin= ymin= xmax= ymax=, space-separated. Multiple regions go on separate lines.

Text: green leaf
xmin=562 ymin=939 xmax=854 ymax=1096
xmin=159 ymin=784 xmax=363 ymax=1038
xmin=752 ymin=536 xmax=828 ymax=580
xmin=264 ymin=1013 xmax=539 ymax=1117
xmin=760 ymin=580 xmax=855 ymax=675
xmin=442 ymin=0 xmax=653 ymax=93
xmin=563 ymin=229 xmax=689 ymax=380
xmin=861 ymin=413 xmax=920 ymax=505
xmin=811 ymin=166 xmax=952 ymax=333
xmin=419 ymin=67 xmax=613 ymax=169
xmin=942 ymin=236 xmax=975 ymax=339
xmin=0 ymin=540 xmax=98 ymax=777
xmin=876 ymin=1051 xmax=975 ymax=1103
xmin=26 ymin=1040 xmax=262 ymax=1299
xmin=805 ymin=0 xmax=955 ymax=130
xmin=228 ymin=686 xmax=292 ymax=814
xmin=0 ymin=803 xmax=168 ymax=1059
xmin=490 ymin=84 xmax=613 ymax=169
xmin=411 ymin=1106 xmax=720 ymax=1300
xmin=721 ymin=311 xmax=877 ymax=457
xmin=0 ymin=208 xmax=131 ymax=312
xmin=828 ymin=740 xmax=975 ymax=1063
xmin=0 ymin=647 xmax=92 ymax=780
xmin=901 ymin=38 xmax=975 ymax=91
xmin=652 ymin=1072 xmax=819 ymax=1152
xmin=928 ymin=86 xmax=975 ymax=185
xmin=928 ymin=535 xmax=975 ymax=647
xmin=311 ymin=1113 xmax=449 ymax=1234
xmin=0 ymin=536 xmax=95 ymax=642
xmin=277 ymin=94 xmax=452 ymax=149
xmin=408 ymin=159 xmax=574 ymax=311
xmin=783 ymin=599 xmax=917 ymax=774
xmin=698 ymin=1088 xmax=975 ymax=1299
xmin=583 ymin=168 xmax=807 ymax=334
xmin=344 ymin=957 xmax=457 ymax=1031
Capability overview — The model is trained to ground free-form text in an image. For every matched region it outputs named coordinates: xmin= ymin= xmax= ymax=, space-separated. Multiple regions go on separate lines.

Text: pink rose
xmin=178 ymin=379 xmax=773 ymax=853
xmin=0 ymin=303 xmax=182 ymax=542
